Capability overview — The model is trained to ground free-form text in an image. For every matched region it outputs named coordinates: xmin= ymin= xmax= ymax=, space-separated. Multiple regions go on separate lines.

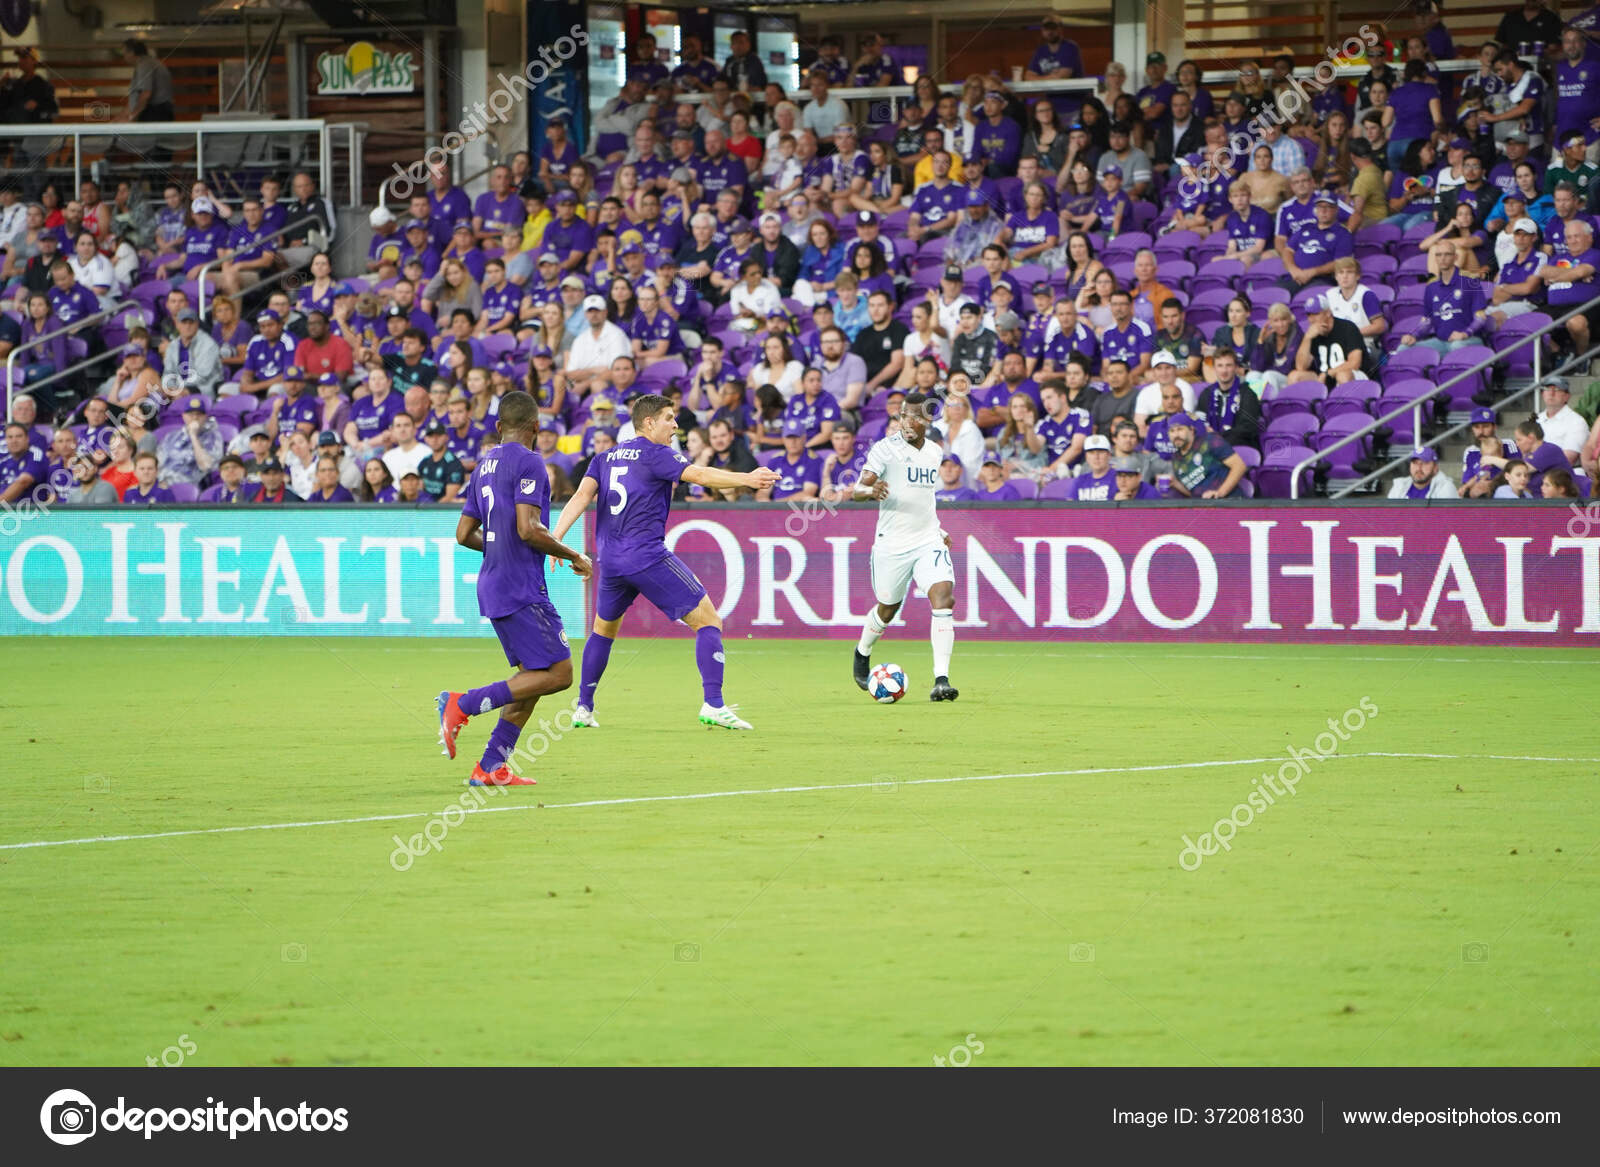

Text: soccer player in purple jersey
xmin=552 ymin=393 xmax=779 ymax=730
xmin=437 ymin=392 xmax=592 ymax=787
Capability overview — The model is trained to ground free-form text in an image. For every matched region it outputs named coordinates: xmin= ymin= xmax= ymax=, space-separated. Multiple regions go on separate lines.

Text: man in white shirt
xmin=1132 ymin=350 xmax=1196 ymax=428
xmin=381 ymin=412 xmax=430 ymax=482
xmin=0 ymin=186 xmax=27 ymax=254
xmin=800 ymin=70 xmax=849 ymax=141
xmin=565 ymin=295 xmax=633 ymax=395
xmin=1533 ymin=377 xmax=1589 ymax=467
xmin=1387 ymin=446 xmax=1461 ymax=498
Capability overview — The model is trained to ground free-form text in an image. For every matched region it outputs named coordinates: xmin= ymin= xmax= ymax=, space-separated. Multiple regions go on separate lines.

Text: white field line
xmin=2 ymin=751 xmax=1596 ymax=854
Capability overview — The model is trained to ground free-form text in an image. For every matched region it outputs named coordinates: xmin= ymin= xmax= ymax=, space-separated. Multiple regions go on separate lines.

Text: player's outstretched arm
xmin=552 ymin=476 xmax=599 ymax=541
xmin=851 ymin=470 xmax=889 ymax=500
xmin=456 ymin=513 xmax=484 ymax=554
xmin=516 ymin=502 xmax=592 ymax=577
xmin=681 ymin=464 xmax=780 ymax=493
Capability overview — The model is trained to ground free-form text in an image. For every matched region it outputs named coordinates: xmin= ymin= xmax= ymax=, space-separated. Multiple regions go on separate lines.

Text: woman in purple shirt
xmin=1387 ymin=61 xmax=1442 ymax=170
xmin=358 ymin=458 xmax=397 ymax=502
xmin=1386 ymin=139 xmax=1440 ymax=230
xmin=15 ymin=292 xmax=66 ymax=384
xmin=1000 ymin=181 xmax=1059 ymax=262
xmin=1251 ymin=303 xmax=1302 ymax=385
xmin=295 ymin=252 xmax=338 ymax=317
xmin=1174 ymin=60 xmax=1214 ymax=121
xmin=847 ymin=242 xmax=896 ymax=304
xmin=538 ymin=121 xmax=580 ymax=186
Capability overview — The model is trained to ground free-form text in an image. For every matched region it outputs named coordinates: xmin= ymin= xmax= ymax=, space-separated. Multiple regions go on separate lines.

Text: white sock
xmin=930 ymin=608 xmax=954 ymax=679
xmin=857 ymin=611 xmax=887 ymax=656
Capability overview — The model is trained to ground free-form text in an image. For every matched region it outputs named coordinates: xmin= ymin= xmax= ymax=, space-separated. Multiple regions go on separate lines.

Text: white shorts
xmin=871 ymin=541 xmax=954 ymax=607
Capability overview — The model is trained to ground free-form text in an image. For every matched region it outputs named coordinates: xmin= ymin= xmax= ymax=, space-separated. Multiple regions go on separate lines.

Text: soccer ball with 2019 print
xmin=868 ymin=663 xmax=908 ymax=704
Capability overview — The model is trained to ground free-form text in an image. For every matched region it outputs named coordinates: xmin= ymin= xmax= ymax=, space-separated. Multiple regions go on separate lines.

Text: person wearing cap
xmin=1024 ymin=14 xmax=1085 ymax=80
xmin=196 ymin=453 xmax=256 ymax=503
xmin=395 ymin=216 xmax=441 ymax=281
xmin=244 ymin=456 xmax=294 ymax=504
xmin=1137 ymin=51 xmax=1174 ymax=125
xmin=969 ymin=452 xmax=1021 ymax=501
xmin=1135 ymin=356 xmax=1199 ymax=445
xmin=1459 ymin=408 xmax=1519 ymax=495
xmin=1386 ymin=446 xmax=1460 ymax=499
xmin=747 ymin=211 xmax=800 ymax=297
xmin=565 ymin=293 xmax=632 ymax=396
xmin=1057 ymin=434 xmax=1114 ymax=499
xmin=1529 ymin=376 xmax=1590 ymax=465
xmin=543 ymin=189 xmax=596 ymax=275
xmin=943 ymin=188 xmax=1002 ymax=267
xmin=0 ymin=420 xmax=45 ymax=508
xmin=160 ymin=305 xmax=223 ymax=397
xmin=711 ymin=217 xmax=762 ymax=300
xmin=1483 ymin=215 xmax=1548 ymax=328
xmin=411 ymin=419 xmax=465 ymax=504
xmin=1164 ymin=410 xmax=1245 ymax=499
xmin=1280 ymin=190 xmax=1354 ymax=292
xmin=263 ymin=365 xmax=315 ymax=441
xmin=1292 ymin=291 xmax=1371 ymax=386
xmin=755 ymin=420 xmax=822 ymax=502
xmin=236 ymin=309 xmax=298 ymax=397
xmin=932 ymin=452 xmax=980 ymax=502
xmin=906 ymin=151 xmax=966 ymax=245
xmin=1487 ymin=132 xmax=1542 ymax=202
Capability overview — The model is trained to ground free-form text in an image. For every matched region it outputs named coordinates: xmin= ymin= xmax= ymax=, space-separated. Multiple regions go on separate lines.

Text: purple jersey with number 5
xmin=462 ymin=441 xmax=551 ymax=618
xmin=584 ymin=436 xmax=690 ymax=574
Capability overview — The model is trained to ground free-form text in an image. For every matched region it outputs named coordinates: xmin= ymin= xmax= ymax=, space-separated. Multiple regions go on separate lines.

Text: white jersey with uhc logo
xmin=865 ymin=433 xmax=945 ymax=554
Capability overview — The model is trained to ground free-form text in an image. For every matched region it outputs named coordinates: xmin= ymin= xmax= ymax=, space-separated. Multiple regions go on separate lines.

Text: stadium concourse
xmin=3 ymin=6 xmax=1600 ymax=513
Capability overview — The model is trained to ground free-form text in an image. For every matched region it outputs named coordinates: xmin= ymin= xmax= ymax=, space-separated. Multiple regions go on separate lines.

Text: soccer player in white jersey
xmin=850 ymin=391 xmax=959 ymax=701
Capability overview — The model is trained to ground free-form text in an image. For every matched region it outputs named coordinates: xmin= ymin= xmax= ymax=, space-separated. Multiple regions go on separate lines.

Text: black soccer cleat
xmin=853 ymin=649 xmax=871 ymax=691
xmin=929 ymin=677 xmax=959 ymax=702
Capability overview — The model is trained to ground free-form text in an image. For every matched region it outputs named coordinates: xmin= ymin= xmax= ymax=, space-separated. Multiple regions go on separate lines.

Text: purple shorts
xmin=596 ymin=553 xmax=707 ymax=623
xmin=489 ymin=595 xmax=571 ymax=670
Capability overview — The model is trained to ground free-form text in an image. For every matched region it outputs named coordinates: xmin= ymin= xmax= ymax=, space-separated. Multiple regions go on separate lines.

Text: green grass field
xmin=2 ymin=636 xmax=1596 ymax=1067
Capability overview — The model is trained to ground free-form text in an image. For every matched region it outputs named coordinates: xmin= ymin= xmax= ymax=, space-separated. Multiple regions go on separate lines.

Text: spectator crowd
xmin=2 ymin=1 xmax=1598 ymax=511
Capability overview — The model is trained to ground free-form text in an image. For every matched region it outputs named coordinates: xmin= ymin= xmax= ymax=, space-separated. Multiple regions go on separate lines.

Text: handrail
xmin=1331 ymin=341 xmax=1600 ymax=498
xmin=377 ymin=159 xmax=496 ymax=214
xmin=1289 ymin=294 xmax=1600 ymax=498
xmin=194 ymin=213 xmax=325 ymax=318
xmin=5 ymin=299 xmax=138 ymax=422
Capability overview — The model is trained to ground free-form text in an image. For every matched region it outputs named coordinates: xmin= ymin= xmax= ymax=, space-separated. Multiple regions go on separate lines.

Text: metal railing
xmin=2 ymin=120 xmax=333 ymax=207
xmin=1289 ymin=296 xmax=1600 ymax=498
xmin=5 ymin=300 xmax=138 ymax=422
xmin=193 ymin=213 xmax=325 ymax=318
xmin=1332 ymin=341 xmax=1600 ymax=498
xmin=376 ymin=158 xmax=497 ymax=215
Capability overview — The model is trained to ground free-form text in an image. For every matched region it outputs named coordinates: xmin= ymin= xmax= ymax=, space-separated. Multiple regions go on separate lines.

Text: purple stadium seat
xmin=1155 ymin=259 xmax=1196 ymax=290
xmin=1261 ymin=381 xmax=1325 ymax=421
xmin=479 ymin=333 xmax=517 ymax=362
xmin=130 ymin=279 xmax=172 ymax=318
xmin=1251 ymin=285 xmax=1291 ymax=308
xmin=1493 ymin=312 xmax=1552 ymax=379
xmin=1400 ymin=221 xmax=1435 ymax=247
xmin=881 ymin=209 xmax=912 ymax=234
xmin=167 ymin=482 xmax=198 ymax=502
xmin=1435 ymin=345 xmax=1493 ymax=406
xmin=1038 ymin=477 xmax=1076 ymax=499
xmin=1190 ymin=286 xmax=1239 ymax=314
xmin=1384 ymin=347 xmax=1440 ymax=379
xmin=153 ymin=423 xmax=183 ymax=445
xmin=861 ymin=387 xmax=897 ymax=423
xmin=857 ymin=417 xmax=888 ymax=444
xmin=637 ymin=358 xmax=688 ymax=387
xmin=1109 ymin=259 xmax=1135 ymax=285
xmin=1233 ymin=444 xmax=1262 ymax=472
xmin=1129 ymin=202 xmax=1158 ymax=232
xmin=1192 ymin=260 xmax=1244 ymax=295
xmin=1311 ymin=413 xmax=1374 ymax=465
xmin=1256 ymin=444 xmax=1319 ymax=497
xmin=1188 ymin=309 xmax=1223 ymax=334
xmin=214 ymin=421 xmax=239 ymax=445
xmin=1395 ymin=253 xmax=1432 ymax=282
xmin=1358 ymin=254 xmax=1398 ymax=281
xmin=1263 ymin=410 xmax=1318 ymax=453
xmin=1354 ymin=222 xmax=1401 ymax=248
xmin=1007 ymin=479 xmax=1039 ymax=499
xmin=1320 ymin=380 xmax=1379 ymax=419
xmin=1386 ymin=316 xmax=1425 ymax=351
xmin=1011 ymin=262 xmax=1047 ymax=288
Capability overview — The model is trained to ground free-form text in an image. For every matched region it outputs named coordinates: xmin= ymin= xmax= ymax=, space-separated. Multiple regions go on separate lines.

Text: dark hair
xmin=756 ymin=384 xmax=785 ymax=417
xmin=401 ymin=327 xmax=426 ymax=344
xmin=629 ymin=392 xmax=674 ymax=429
xmin=123 ymin=39 xmax=149 ymax=56
xmin=497 ymin=390 xmax=540 ymax=434
xmin=1544 ymin=468 xmax=1579 ymax=497
xmin=1515 ymin=419 xmax=1544 ymax=440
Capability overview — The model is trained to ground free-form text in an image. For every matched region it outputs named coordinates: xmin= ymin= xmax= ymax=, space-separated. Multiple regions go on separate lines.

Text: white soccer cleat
xmin=572 ymin=705 xmax=600 ymax=729
xmin=698 ymin=702 xmax=753 ymax=730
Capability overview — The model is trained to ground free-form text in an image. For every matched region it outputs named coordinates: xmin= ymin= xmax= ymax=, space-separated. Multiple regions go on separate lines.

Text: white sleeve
xmin=865 ymin=439 xmax=889 ymax=478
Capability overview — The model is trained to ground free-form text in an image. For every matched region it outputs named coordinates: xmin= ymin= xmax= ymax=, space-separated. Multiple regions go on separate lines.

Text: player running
xmin=552 ymin=392 xmax=779 ymax=729
xmin=851 ymin=392 xmax=959 ymax=702
xmin=437 ymin=391 xmax=592 ymax=786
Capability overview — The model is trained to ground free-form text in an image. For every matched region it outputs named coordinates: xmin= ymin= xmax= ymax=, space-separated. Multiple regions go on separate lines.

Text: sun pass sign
xmin=0 ymin=506 xmax=1592 ymax=644
xmin=315 ymin=41 xmax=416 ymax=96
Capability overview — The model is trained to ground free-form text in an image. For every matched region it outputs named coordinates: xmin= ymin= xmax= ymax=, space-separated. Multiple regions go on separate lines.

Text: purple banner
xmin=605 ymin=504 xmax=1600 ymax=646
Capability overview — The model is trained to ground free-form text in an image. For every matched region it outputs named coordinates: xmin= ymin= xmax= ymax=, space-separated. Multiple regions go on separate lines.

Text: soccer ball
xmin=869 ymin=663 xmax=908 ymax=704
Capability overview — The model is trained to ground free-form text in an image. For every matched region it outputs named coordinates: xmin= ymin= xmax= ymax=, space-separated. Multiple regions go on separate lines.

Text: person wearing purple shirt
xmin=1037 ymin=390 xmax=1093 ymax=473
xmin=429 ymin=176 xmax=472 ymax=233
xmin=670 ymin=36 xmax=720 ymax=92
xmin=480 ymin=274 xmax=521 ymax=331
xmin=473 ymin=170 xmax=526 ymax=241
xmin=1222 ymin=200 xmax=1276 ymax=262
xmin=436 ymin=392 xmax=590 ymax=786
xmin=764 ymin=422 xmax=826 ymax=499
xmin=1092 ymin=177 xmax=1131 ymax=237
xmin=693 ymin=142 xmax=749 ymax=208
xmin=1101 ymin=308 xmax=1155 ymax=373
xmin=974 ymin=92 xmax=1022 ymax=176
xmin=1535 ymin=223 xmax=1600 ymax=352
xmin=179 ymin=201 xmax=230 ymax=275
xmin=399 ymin=221 xmax=442 ymax=279
xmin=1401 ymin=242 xmax=1489 ymax=353
xmin=1283 ymin=193 xmax=1354 ymax=290
xmin=47 ymin=272 xmax=99 ymax=326
xmin=907 ymin=167 xmax=967 ymax=238
xmin=784 ymin=369 xmax=842 ymax=446
xmin=297 ymin=279 xmax=337 ymax=319
xmin=242 ymin=316 xmax=297 ymax=385
xmin=1137 ymin=52 xmax=1176 ymax=123
xmin=0 ymin=423 xmax=47 ymax=504
xmin=347 ymin=379 xmax=405 ymax=450
xmin=1389 ymin=66 xmax=1443 ymax=161
xmin=1024 ymin=16 xmax=1084 ymax=80
xmin=1043 ymin=319 xmax=1099 ymax=373
xmin=549 ymin=391 xmax=777 ymax=730
xmin=973 ymin=456 xmax=1023 ymax=500
xmin=630 ymin=301 xmax=683 ymax=359
xmin=1486 ymin=222 xmax=1547 ymax=326
xmin=1144 ymin=408 xmax=1208 ymax=462
xmin=1063 ymin=440 xmax=1119 ymax=500
xmin=1555 ymin=35 xmax=1600 ymax=145
xmin=544 ymin=191 xmax=596 ymax=270
xmin=122 ymin=454 xmax=175 ymax=504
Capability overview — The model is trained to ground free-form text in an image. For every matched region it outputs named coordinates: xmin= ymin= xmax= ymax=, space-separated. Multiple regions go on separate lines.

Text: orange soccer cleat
xmin=467 ymin=765 xmax=537 ymax=787
xmin=436 ymin=691 xmax=469 ymax=759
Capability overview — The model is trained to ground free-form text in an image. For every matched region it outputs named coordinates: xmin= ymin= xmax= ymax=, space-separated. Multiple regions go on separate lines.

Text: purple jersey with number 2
xmin=585 ymin=436 xmax=707 ymax=622
xmin=463 ymin=441 xmax=552 ymax=617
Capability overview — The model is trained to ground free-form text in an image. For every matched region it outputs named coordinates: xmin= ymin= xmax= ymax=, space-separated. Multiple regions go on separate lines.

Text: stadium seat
xmin=1191 ymin=261 xmax=1244 ymax=296
xmin=637 ymin=358 xmax=688 ymax=388
xmin=1493 ymin=313 xmax=1552 ymax=379
xmin=1038 ymin=477 xmax=1076 ymax=499
xmin=1261 ymin=381 xmax=1326 ymax=421
xmin=1008 ymin=479 xmax=1039 ymax=499
xmin=167 ymin=482 xmax=199 ymax=502
xmin=1395 ymin=254 xmax=1432 ymax=282
xmin=1384 ymin=347 xmax=1440 ymax=379
xmin=1320 ymin=380 xmax=1379 ymax=419
xmin=1263 ymin=410 xmax=1318 ymax=453
xmin=1155 ymin=259 xmax=1196 ymax=290
xmin=1434 ymin=346 xmax=1493 ymax=409
xmin=1313 ymin=413 xmax=1377 ymax=465
xmin=480 ymin=334 xmax=517 ymax=362
xmin=1255 ymin=444 xmax=1319 ymax=497
xmin=857 ymin=418 xmax=888 ymax=443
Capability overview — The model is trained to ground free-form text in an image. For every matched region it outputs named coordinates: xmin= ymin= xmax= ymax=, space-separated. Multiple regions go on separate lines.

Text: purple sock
xmin=696 ymin=626 xmax=725 ymax=707
xmin=457 ymin=680 xmax=513 ymax=717
xmin=478 ymin=718 xmax=522 ymax=772
xmin=579 ymin=632 xmax=613 ymax=709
